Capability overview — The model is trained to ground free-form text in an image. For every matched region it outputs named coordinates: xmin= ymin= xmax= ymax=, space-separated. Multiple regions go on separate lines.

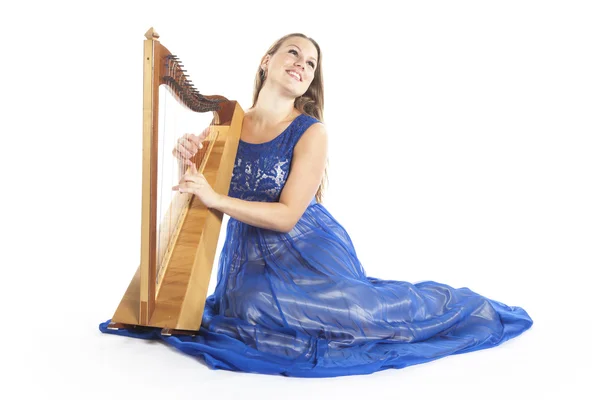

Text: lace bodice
xmin=228 ymin=113 xmax=320 ymax=202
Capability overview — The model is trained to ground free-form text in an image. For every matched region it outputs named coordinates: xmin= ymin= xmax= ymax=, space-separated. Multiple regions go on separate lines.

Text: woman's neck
xmin=251 ymin=85 xmax=298 ymax=125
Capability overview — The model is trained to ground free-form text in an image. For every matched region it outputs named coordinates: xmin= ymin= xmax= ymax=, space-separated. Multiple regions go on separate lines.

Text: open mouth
xmin=286 ymin=70 xmax=302 ymax=82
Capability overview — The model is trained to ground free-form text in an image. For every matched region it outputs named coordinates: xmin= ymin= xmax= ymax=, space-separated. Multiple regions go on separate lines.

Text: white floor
xmin=2 ymin=1 xmax=598 ymax=399
xmin=10 ymin=285 xmax=597 ymax=400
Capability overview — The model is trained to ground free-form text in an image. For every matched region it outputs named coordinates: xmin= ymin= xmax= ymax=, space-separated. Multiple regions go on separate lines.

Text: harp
xmin=107 ymin=28 xmax=243 ymax=335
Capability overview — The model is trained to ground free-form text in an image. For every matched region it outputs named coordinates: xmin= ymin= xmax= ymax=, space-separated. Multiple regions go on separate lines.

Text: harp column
xmin=139 ymin=27 xmax=161 ymax=324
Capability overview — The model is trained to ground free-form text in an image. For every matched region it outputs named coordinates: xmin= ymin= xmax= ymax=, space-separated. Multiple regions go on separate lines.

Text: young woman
xmin=100 ymin=33 xmax=533 ymax=378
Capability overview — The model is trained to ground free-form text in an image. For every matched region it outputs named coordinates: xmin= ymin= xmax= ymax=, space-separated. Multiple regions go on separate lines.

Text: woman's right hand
xmin=173 ymin=127 xmax=210 ymax=166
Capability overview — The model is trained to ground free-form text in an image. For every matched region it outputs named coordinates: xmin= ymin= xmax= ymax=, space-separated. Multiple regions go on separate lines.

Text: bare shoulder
xmin=296 ymin=121 xmax=328 ymax=148
xmin=306 ymin=120 xmax=327 ymax=135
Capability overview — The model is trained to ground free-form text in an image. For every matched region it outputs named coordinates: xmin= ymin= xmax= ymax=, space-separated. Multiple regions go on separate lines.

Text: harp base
xmin=160 ymin=328 xmax=198 ymax=337
xmin=105 ymin=321 xmax=198 ymax=337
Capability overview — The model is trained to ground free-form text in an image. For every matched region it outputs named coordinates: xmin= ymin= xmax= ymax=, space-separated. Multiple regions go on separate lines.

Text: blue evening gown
xmin=99 ymin=113 xmax=533 ymax=377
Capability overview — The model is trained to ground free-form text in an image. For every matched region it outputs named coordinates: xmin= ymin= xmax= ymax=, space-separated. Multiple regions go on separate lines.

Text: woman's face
xmin=263 ymin=37 xmax=319 ymax=97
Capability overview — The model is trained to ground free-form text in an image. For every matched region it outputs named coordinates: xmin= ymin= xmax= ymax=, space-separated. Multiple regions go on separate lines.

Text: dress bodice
xmin=228 ymin=113 xmax=320 ymax=202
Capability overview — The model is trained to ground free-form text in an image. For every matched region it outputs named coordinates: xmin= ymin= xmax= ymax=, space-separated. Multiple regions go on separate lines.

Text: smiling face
xmin=262 ymin=36 xmax=320 ymax=97
xmin=251 ymin=33 xmax=324 ymax=121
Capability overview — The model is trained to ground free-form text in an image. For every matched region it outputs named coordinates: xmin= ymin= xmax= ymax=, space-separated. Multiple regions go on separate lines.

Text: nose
xmin=294 ymin=59 xmax=305 ymax=69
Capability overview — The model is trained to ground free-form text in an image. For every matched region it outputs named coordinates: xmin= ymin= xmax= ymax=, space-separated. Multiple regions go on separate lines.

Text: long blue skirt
xmin=99 ymin=203 xmax=533 ymax=378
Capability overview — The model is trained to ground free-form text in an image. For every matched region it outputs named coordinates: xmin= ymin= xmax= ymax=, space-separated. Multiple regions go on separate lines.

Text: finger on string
xmin=181 ymin=139 xmax=198 ymax=153
xmin=173 ymin=184 xmax=195 ymax=194
xmin=189 ymin=133 xmax=203 ymax=146
xmin=181 ymin=142 xmax=197 ymax=157
xmin=182 ymin=164 xmax=196 ymax=178
xmin=177 ymin=144 xmax=193 ymax=159
xmin=188 ymin=135 xmax=203 ymax=150
xmin=182 ymin=168 xmax=199 ymax=181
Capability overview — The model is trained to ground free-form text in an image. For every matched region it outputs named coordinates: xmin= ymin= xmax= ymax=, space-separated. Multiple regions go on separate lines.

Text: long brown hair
xmin=251 ymin=33 xmax=328 ymax=203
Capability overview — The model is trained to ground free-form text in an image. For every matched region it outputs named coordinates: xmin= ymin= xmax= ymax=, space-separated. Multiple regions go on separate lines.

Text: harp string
xmin=155 ymin=53 xmax=218 ymax=288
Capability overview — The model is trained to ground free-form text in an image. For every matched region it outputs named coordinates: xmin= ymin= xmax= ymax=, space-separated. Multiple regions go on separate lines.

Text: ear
xmin=261 ymin=54 xmax=270 ymax=70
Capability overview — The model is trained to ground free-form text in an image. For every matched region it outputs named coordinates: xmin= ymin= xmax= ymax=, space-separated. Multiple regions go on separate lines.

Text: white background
xmin=1 ymin=0 xmax=598 ymax=399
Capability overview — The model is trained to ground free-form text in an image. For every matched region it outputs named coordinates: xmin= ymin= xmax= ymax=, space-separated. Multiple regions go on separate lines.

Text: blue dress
xmin=99 ymin=113 xmax=533 ymax=377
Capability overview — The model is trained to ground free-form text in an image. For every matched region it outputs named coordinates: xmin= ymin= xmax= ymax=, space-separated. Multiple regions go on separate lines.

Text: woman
xmin=100 ymin=33 xmax=533 ymax=378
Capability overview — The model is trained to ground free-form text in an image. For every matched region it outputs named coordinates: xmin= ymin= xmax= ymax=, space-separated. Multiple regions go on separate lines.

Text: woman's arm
xmin=174 ymin=122 xmax=328 ymax=233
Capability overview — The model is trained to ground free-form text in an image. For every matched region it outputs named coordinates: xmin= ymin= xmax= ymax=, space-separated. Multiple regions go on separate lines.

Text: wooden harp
xmin=107 ymin=28 xmax=243 ymax=335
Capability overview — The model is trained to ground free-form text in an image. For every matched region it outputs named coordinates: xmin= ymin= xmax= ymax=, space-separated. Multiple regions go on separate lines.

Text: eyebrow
xmin=287 ymin=44 xmax=317 ymax=63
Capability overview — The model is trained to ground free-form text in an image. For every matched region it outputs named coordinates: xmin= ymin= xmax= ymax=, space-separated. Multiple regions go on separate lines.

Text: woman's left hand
xmin=172 ymin=164 xmax=221 ymax=209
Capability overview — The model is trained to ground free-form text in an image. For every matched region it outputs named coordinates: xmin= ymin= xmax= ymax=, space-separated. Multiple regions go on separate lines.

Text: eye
xmin=288 ymin=48 xmax=315 ymax=69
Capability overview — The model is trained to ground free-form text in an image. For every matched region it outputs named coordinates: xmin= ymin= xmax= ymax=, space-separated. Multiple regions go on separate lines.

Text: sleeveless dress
xmin=99 ymin=113 xmax=533 ymax=378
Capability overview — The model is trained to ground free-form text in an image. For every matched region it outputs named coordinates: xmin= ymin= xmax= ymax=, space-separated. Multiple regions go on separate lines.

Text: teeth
xmin=287 ymin=71 xmax=301 ymax=81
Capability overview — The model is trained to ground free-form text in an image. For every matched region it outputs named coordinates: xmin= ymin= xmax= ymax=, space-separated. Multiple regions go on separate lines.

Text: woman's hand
xmin=172 ymin=127 xmax=211 ymax=166
xmin=172 ymin=164 xmax=222 ymax=209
